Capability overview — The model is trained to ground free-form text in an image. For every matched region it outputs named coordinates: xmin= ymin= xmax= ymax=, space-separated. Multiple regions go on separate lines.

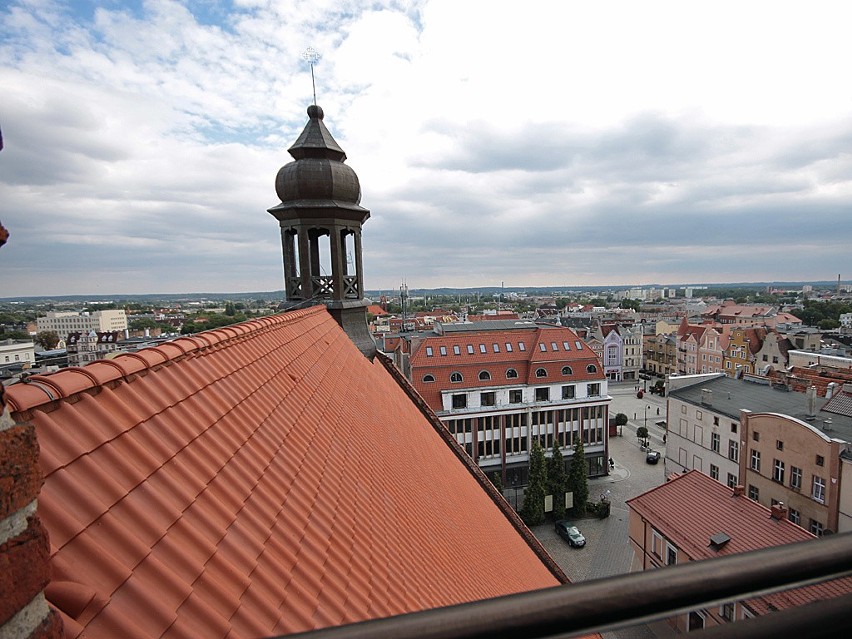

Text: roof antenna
xmin=302 ymin=47 xmax=321 ymax=105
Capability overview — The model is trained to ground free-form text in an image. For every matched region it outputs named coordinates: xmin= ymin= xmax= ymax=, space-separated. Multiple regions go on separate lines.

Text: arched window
xmin=478 ymin=370 xmax=491 ymax=381
xmin=506 ymin=368 xmax=518 ymax=379
xmin=535 ymin=368 xmax=548 ymax=378
xmin=450 ymin=372 xmax=463 ymax=383
xmin=562 ymin=366 xmax=573 ymax=375
xmin=422 ymin=374 xmax=435 ymax=383
xmin=587 ymin=364 xmax=597 ymax=374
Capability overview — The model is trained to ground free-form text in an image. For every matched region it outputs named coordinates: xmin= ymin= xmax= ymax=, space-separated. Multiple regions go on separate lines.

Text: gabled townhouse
xmin=697 ymin=325 xmax=724 ymax=374
xmin=753 ymin=329 xmax=793 ymax=375
xmin=598 ymin=324 xmax=624 ymax=381
xmin=701 ymin=301 xmax=801 ymax=328
xmin=405 ymin=322 xmax=611 ymax=486
xmin=665 ymin=374 xmax=852 ymax=535
xmin=627 ymin=470 xmax=852 ymax=633
xmin=644 ymin=333 xmax=677 ymax=377
xmin=722 ymin=326 xmax=765 ymax=377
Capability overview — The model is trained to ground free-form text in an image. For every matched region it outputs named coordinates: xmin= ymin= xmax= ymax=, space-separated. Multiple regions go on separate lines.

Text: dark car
xmin=555 ymin=520 xmax=586 ymax=547
xmin=646 ymin=450 xmax=661 ymax=464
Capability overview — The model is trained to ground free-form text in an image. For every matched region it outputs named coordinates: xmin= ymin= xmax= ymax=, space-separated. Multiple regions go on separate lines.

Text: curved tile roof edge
xmin=6 ymin=306 xmax=325 ymax=413
xmin=376 ymin=351 xmax=570 ymax=586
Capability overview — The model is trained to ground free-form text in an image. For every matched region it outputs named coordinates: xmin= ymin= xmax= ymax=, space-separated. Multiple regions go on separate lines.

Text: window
xmin=561 ymin=366 xmax=573 ymax=375
xmin=492 ymin=343 xmax=500 ymax=353
xmin=748 ymin=484 xmax=759 ymax=501
xmin=539 ymin=343 xmax=547 ymax=352
xmin=467 ymin=345 xmax=474 ymax=354
xmin=710 ymin=464 xmax=719 ymax=480
xmin=535 ymin=368 xmax=548 ymax=378
xmin=813 ymin=476 xmax=826 ymax=503
xmin=505 ymin=342 xmax=513 ymax=352
xmin=518 ymin=342 xmax=526 ymax=351
xmin=816 ymin=455 xmax=824 ymax=467
xmin=750 ymin=450 xmax=760 ymax=472
xmin=731 ymin=423 xmax=738 ymax=434
xmin=426 ymin=346 xmax=433 ymax=357
xmin=535 ymin=387 xmax=550 ymax=402
xmin=453 ymin=345 xmax=460 ymax=355
xmin=478 ymin=370 xmax=491 ymax=381
xmin=452 ymin=394 xmax=467 ymax=409
xmin=728 ymin=440 xmax=739 ymax=463
xmin=480 ymin=392 xmax=496 ymax=407
xmin=810 ymin=519 xmax=824 ymax=536
xmin=651 ymin=530 xmax=663 ymax=558
xmin=422 ymin=374 xmax=435 ymax=383
xmin=551 ymin=342 xmax=559 ymax=351
xmin=753 ymin=431 xmax=759 ymax=442
xmin=713 ymin=416 xmax=719 ymax=426
xmin=588 ymin=383 xmax=601 ymax=396
xmin=720 ymin=602 xmax=734 ymax=622
xmin=773 ymin=459 xmax=785 ymax=483
xmin=439 ymin=346 xmax=447 ymax=356
xmin=506 ymin=368 xmax=518 ymax=379
xmin=575 ymin=340 xmax=582 ymax=350
xmin=561 ymin=385 xmax=575 ymax=400
xmin=666 ymin=543 xmax=677 ymax=566
xmin=586 ymin=364 xmax=597 ymax=373
xmin=696 ymin=410 xmax=702 ymax=420
xmin=711 ymin=432 xmax=720 ymax=453
xmin=562 ymin=341 xmax=571 ymax=350
xmin=479 ymin=344 xmax=487 ymax=354
xmin=509 ymin=389 xmax=523 ymax=404
xmin=789 ymin=509 xmax=801 ymax=525
xmin=776 ymin=440 xmax=783 ymax=451
xmin=727 ymin=473 xmax=738 ymax=488
xmin=450 ymin=372 xmax=463 ymax=383
xmin=791 ymin=466 xmax=802 ymax=490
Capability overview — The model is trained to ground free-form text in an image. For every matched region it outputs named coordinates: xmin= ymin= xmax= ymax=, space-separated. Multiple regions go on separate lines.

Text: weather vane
xmin=302 ymin=47 xmax=320 ymax=105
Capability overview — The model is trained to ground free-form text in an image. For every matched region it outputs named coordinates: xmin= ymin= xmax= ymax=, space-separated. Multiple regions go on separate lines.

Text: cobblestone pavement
xmin=530 ymin=382 xmax=674 ymax=638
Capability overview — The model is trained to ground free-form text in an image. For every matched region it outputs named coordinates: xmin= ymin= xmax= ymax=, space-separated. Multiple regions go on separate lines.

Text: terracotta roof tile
xmin=8 ymin=306 xmax=562 ymax=638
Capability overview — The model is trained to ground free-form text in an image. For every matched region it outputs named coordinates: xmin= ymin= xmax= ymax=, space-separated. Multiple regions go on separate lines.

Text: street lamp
xmin=644 ymin=405 xmax=651 ymax=448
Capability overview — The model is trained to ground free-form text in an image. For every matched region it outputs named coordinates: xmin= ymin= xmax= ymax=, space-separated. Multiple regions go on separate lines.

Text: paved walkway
xmin=530 ymin=382 xmax=675 ymax=638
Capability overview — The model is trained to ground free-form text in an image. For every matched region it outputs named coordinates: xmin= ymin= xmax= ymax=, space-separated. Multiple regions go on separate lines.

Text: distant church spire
xmin=268 ymin=105 xmax=376 ymax=359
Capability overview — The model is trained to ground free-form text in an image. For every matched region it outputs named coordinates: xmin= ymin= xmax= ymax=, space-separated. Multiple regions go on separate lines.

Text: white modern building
xmin=0 ymin=339 xmax=35 ymax=368
xmin=36 ymin=310 xmax=128 ymax=335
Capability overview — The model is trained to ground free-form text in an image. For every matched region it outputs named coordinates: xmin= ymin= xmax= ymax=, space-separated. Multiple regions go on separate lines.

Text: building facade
xmin=405 ymin=323 xmax=611 ymax=487
xmin=36 ymin=309 xmax=128 ymax=335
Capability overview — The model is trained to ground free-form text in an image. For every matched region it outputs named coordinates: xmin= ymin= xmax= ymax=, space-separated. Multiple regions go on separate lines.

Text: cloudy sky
xmin=2 ymin=0 xmax=851 ymax=297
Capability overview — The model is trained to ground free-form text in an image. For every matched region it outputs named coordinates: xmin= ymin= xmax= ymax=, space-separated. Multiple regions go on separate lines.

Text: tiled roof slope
xmin=6 ymin=306 xmax=562 ymax=639
xmin=627 ymin=470 xmax=852 ymax=614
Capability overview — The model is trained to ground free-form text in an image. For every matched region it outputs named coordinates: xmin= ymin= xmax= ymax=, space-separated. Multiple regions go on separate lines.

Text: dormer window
xmin=506 ymin=368 xmax=519 ymax=379
xmin=422 ymin=374 xmax=435 ymax=383
xmin=535 ymin=368 xmax=548 ymax=378
xmin=587 ymin=364 xmax=597 ymax=374
xmin=450 ymin=372 xmax=463 ymax=383
xmin=478 ymin=371 xmax=491 ymax=381
xmin=562 ymin=366 xmax=573 ymax=375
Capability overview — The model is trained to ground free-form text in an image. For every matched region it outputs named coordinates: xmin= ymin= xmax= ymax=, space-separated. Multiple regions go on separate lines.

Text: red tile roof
xmin=6 ymin=306 xmax=563 ymax=639
xmin=627 ymin=470 xmax=852 ymax=614
xmin=408 ymin=326 xmax=604 ymax=410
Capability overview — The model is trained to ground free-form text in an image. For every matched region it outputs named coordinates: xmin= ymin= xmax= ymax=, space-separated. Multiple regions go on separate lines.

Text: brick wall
xmin=0 ymin=385 xmax=63 ymax=639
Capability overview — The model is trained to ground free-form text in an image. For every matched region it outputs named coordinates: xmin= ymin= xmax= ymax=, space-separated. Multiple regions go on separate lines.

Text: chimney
xmin=806 ymin=385 xmax=817 ymax=420
xmin=701 ymin=388 xmax=713 ymax=406
xmin=733 ymin=485 xmax=745 ymax=497
xmin=770 ymin=502 xmax=788 ymax=520
xmin=826 ymin=382 xmax=838 ymax=400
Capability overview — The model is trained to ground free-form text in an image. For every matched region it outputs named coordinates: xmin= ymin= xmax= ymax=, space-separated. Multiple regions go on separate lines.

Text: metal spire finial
xmin=301 ymin=47 xmax=321 ymax=105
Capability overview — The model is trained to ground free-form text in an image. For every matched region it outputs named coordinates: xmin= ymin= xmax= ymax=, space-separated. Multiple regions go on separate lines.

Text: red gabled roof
xmin=7 ymin=306 xmax=562 ymax=639
xmin=408 ymin=326 xmax=603 ymax=410
xmin=627 ymin=470 xmax=852 ymax=613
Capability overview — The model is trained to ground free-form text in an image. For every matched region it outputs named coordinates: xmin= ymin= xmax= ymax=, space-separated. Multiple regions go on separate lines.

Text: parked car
xmin=646 ymin=450 xmax=661 ymax=464
xmin=555 ymin=520 xmax=586 ymax=547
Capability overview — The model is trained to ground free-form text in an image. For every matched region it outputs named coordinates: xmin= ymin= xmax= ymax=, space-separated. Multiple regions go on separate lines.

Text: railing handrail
xmin=276 ymin=532 xmax=852 ymax=639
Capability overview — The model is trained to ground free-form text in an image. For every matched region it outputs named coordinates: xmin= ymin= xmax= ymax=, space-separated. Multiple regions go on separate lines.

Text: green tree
xmin=636 ymin=426 xmax=649 ymax=441
xmin=0 ymin=330 xmax=32 ymax=341
xmin=35 ymin=330 xmax=60 ymax=350
xmin=547 ymin=443 xmax=568 ymax=520
xmin=224 ymin=302 xmax=236 ymax=317
xmin=521 ymin=439 xmax=547 ymax=526
xmin=615 ymin=413 xmax=628 ymax=427
xmin=818 ymin=318 xmax=840 ymax=330
xmin=567 ymin=439 xmax=589 ymax=516
xmin=489 ymin=471 xmax=503 ymax=494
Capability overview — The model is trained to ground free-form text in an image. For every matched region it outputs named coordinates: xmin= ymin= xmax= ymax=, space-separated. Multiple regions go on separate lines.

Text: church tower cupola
xmin=269 ymin=105 xmax=376 ymax=359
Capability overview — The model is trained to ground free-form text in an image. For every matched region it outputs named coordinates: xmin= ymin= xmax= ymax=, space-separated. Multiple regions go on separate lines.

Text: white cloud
xmin=1 ymin=0 xmax=851 ymax=297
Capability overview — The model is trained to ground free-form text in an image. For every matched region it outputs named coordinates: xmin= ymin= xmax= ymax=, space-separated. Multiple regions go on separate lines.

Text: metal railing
xmin=277 ymin=532 xmax=852 ymax=639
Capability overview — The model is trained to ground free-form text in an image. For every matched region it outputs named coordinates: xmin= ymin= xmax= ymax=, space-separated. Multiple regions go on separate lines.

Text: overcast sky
xmin=2 ymin=0 xmax=851 ymax=297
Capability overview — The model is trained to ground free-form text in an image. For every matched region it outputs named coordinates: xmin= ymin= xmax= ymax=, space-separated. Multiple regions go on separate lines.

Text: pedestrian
xmin=609 ymin=457 xmax=614 ymax=470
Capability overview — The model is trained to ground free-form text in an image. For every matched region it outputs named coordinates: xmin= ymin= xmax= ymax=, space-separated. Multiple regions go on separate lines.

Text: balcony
xmin=281 ymin=532 xmax=852 ymax=639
